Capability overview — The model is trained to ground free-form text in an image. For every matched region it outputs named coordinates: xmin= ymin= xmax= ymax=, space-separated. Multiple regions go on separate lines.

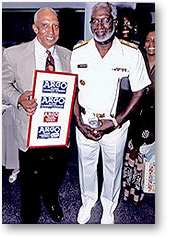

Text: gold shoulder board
xmin=73 ymin=39 xmax=90 ymax=50
xmin=119 ymin=39 xmax=138 ymax=50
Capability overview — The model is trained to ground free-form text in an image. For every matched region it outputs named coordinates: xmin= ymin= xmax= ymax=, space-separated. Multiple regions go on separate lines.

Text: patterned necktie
xmin=45 ymin=50 xmax=55 ymax=71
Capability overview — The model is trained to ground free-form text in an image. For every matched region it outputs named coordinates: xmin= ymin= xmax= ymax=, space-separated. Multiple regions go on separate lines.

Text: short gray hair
xmin=34 ymin=7 xmax=58 ymax=24
xmin=90 ymin=2 xmax=117 ymax=20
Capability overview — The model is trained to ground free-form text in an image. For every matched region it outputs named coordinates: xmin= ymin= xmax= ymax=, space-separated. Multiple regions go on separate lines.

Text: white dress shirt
xmin=34 ymin=37 xmax=62 ymax=72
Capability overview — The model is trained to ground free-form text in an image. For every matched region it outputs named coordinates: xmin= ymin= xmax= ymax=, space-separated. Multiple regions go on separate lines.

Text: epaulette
xmin=73 ymin=39 xmax=90 ymax=50
xmin=119 ymin=39 xmax=139 ymax=50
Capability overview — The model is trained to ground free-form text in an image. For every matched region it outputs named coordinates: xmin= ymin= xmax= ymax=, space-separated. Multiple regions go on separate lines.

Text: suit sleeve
xmin=2 ymin=49 xmax=22 ymax=108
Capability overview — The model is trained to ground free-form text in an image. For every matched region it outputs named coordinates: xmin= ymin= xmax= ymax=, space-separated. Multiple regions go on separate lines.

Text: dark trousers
xmin=19 ymin=147 xmax=69 ymax=224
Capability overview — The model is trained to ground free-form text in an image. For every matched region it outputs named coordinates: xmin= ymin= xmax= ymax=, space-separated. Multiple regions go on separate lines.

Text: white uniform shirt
xmin=34 ymin=37 xmax=62 ymax=72
xmin=71 ymin=37 xmax=151 ymax=115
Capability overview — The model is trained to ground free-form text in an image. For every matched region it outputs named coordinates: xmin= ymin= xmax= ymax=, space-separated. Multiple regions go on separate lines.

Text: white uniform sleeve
xmin=129 ymin=49 xmax=151 ymax=92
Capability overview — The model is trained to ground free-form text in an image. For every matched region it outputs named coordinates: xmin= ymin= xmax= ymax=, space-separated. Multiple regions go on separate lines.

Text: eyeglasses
xmin=90 ymin=17 xmax=113 ymax=26
xmin=123 ymin=21 xmax=132 ymax=28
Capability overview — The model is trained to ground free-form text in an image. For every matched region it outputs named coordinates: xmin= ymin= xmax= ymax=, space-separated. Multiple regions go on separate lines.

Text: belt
xmin=96 ymin=113 xmax=105 ymax=119
xmin=80 ymin=105 xmax=106 ymax=119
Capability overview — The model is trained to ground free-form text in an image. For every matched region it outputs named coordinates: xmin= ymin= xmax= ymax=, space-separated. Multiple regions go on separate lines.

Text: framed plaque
xmin=27 ymin=70 xmax=77 ymax=148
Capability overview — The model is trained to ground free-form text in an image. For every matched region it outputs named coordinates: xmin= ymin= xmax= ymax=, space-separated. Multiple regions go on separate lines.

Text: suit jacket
xmin=2 ymin=38 xmax=71 ymax=151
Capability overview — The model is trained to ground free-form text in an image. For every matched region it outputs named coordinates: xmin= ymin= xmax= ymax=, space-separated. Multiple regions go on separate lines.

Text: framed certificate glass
xmin=27 ymin=70 xmax=77 ymax=148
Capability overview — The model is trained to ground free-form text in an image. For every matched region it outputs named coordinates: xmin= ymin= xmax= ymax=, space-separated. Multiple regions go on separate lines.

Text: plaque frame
xmin=27 ymin=70 xmax=77 ymax=148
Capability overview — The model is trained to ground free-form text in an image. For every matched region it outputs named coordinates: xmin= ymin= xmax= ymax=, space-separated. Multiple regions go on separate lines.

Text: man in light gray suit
xmin=2 ymin=7 xmax=71 ymax=223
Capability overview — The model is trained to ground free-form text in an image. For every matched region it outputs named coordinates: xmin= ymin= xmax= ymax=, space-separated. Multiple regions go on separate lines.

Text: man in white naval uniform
xmin=71 ymin=2 xmax=151 ymax=224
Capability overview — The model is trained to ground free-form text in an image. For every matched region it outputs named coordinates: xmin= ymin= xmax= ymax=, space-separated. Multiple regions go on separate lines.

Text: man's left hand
xmin=92 ymin=119 xmax=114 ymax=138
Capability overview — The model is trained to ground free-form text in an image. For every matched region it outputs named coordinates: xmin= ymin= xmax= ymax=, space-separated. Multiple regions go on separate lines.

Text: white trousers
xmin=76 ymin=121 xmax=129 ymax=214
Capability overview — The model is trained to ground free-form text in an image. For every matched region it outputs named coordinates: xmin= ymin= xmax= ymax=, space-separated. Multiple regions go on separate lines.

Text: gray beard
xmin=91 ymin=25 xmax=115 ymax=43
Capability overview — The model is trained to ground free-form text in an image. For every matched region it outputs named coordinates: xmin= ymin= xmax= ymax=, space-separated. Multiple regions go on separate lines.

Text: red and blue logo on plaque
xmin=27 ymin=70 xmax=77 ymax=148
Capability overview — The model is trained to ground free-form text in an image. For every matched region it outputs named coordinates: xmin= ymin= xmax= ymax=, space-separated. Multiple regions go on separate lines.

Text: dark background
xmin=2 ymin=8 xmax=85 ymax=50
xmin=2 ymin=2 xmax=154 ymax=50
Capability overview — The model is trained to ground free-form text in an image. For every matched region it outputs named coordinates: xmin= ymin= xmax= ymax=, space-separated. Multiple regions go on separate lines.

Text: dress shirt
xmin=34 ymin=37 xmax=62 ymax=72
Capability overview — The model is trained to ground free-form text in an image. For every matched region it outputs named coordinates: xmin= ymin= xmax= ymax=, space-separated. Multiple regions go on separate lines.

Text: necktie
xmin=45 ymin=50 xmax=55 ymax=71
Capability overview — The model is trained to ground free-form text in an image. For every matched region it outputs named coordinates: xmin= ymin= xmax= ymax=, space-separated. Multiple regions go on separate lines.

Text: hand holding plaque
xmin=27 ymin=70 xmax=77 ymax=148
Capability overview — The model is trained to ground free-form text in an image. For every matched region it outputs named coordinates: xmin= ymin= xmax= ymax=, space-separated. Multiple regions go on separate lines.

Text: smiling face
xmin=145 ymin=31 xmax=155 ymax=56
xmin=122 ymin=16 xmax=134 ymax=38
xmin=32 ymin=8 xmax=59 ymax=49
xmin=90 ymin=6 xmax=116 ymax=43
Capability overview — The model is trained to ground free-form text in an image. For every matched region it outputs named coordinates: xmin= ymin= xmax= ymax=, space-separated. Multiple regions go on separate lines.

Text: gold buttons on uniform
xmin=80 ymin=80 xmax=85 ymax=86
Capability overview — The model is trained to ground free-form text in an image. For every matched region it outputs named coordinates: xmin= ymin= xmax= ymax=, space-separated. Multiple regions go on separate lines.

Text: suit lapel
xmin=55 ymin=45 xmax=71 ymax=73
xmin=21 ymin=40 xmax=36 ymax=89
xmin=23 ymin=39 xmax=35 ymax=70
xmin=21 ymin=42 xmax=70 ymax=79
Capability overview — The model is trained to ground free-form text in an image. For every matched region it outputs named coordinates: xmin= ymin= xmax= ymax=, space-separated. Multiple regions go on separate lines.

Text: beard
xmin=91 ymin=24 xmax=115 ymax=43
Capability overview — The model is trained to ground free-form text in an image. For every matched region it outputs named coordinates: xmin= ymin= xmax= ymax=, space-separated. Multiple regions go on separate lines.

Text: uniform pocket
xmin=120 ymin=77 xmax=131 ymax=91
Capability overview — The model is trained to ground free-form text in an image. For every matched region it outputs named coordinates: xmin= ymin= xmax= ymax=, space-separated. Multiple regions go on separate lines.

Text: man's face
xmin=90 ymin=6 xmax=116 ymax=43
xmin=32 ymin=9 xmax=59 ymax=49
xmin=122 ymin=16 xmax=134 ymax=39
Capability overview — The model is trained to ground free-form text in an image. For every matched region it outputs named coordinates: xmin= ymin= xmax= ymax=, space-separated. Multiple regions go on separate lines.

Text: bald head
xmin=34 ymin=7 xmax=58 ymax=25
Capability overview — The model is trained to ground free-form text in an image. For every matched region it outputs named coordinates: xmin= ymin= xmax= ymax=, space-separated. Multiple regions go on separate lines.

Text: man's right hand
xmin=77 ymin=122 xmax=102 ymax=141
xmin=74 ymin=92 xmax=102 ymax=141
xmin=18 ymin=91 xmax=37 ymax=116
